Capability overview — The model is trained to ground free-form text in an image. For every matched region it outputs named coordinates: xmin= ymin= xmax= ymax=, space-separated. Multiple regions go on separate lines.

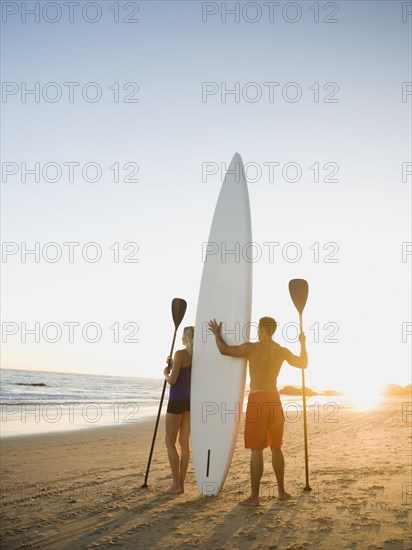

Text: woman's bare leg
xmin=165 ymin=412 xmax=183 ymax=493
xmin=178 ymin=411 xmax=190 ymax=492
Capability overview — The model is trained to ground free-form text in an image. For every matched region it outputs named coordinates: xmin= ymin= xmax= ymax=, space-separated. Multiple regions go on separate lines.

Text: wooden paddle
xmin=288 ymin=279 xmax=311 ymax=491
xmin=141 ymin=298 xmax=187 ymax=488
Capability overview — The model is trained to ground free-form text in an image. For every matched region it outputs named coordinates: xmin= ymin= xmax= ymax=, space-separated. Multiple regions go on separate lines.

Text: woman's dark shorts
xmin=167 ymin=399 xmax=190 ymax=414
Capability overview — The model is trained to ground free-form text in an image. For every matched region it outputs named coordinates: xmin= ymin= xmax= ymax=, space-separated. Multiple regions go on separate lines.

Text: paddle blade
xmin=171 ymin=298 xmax=187 ymax=329
xmin=289 ymin=279 xmax=309 ymax=314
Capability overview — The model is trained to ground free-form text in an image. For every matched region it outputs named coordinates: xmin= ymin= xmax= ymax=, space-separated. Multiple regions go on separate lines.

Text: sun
xmin=343 ymin=382 xmax=384 ymax=411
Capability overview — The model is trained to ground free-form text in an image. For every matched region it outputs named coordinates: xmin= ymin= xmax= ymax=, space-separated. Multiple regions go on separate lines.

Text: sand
xmin=1 ymin=398 xmax=411 ymax=549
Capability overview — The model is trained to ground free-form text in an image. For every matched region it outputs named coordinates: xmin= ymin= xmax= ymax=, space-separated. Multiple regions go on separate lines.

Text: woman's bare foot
xmin=164 ymin=484 xmax=183 ymax=494
xmin=278 ymin=491 xmax=291 ymax=501
xmin=240 ymin=495 xmax=260 ymax=507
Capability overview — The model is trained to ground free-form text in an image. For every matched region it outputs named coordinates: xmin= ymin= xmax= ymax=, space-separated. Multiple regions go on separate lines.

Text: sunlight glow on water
xmin=345 ymin=389 xmax=383 ymax=411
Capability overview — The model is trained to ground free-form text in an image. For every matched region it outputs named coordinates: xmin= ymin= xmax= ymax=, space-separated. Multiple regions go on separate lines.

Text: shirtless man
xmin=208 ymin=316 xmax=308 ymax=506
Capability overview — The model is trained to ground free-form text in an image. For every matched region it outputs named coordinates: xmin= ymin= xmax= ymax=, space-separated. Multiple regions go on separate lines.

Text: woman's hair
xmin=183 ymin=326 xmax=195 ymax=355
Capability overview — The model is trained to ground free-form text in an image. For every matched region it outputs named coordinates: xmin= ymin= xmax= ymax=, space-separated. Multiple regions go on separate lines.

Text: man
xmin=208 ymin=316 xmax=308 ymax=506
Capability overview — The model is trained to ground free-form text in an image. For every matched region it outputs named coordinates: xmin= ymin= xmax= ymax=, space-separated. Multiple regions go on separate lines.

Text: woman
xmin=163 ymin=325 xmax=194 ymax=494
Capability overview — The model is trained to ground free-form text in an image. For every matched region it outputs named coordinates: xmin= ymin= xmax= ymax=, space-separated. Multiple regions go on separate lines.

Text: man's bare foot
xmin=164 ymin=485 xmax=183 ymax=494
xmin=278 ymin=491 xmax=291 ymax=501
xmin=240 ymin=495 xmax=260 ymax=507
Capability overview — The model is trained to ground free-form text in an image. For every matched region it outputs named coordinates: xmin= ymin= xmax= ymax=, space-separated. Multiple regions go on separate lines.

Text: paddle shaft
xmin=141 ymin=330 xmax=178 ymax=487
xmin=299 ymin=312 xmax=311 ymax=491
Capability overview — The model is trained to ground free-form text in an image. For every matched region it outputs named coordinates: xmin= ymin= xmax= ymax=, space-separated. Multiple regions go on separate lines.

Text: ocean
xmin=0 ymin=368 xmax=167 ymax=437
xmin=0 ymin=368 xmax=357 ymax=438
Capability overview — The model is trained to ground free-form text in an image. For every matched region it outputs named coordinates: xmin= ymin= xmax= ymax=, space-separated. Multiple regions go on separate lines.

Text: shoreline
xmin=1 ymin=394 xmax=408 ymax=439
xmin=0 ymin=412 xmax=158 ymax=441
xmin=0 ymin=400 xmax=165 ymax=438
xmin=1 ymin=398 xmax=411 ymax=549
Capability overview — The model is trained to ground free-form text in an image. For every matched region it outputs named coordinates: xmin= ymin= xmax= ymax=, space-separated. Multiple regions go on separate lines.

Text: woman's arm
xmin=163 ymin=350 xmax=183 ymax=385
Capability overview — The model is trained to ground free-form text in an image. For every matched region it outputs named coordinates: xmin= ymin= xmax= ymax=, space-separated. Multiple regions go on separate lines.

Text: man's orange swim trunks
xmin=244 ymin=391 xmax=285 ymax=450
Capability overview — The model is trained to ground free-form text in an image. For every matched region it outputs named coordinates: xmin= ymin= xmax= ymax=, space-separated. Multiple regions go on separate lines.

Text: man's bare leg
xmin=240 ymin=450 xmax=263 ymax=506
xmin=271 ymin=447 xmax=291 ymax=500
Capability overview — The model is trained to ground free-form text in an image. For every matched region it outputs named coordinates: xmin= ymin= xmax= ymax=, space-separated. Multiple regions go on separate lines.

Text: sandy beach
xmin=1 ymin=398 xmax=411 ymax=549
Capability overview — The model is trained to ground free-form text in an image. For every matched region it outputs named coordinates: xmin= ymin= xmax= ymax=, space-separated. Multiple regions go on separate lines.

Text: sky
xmin=1 ymin=0 xmax=411 ymax=395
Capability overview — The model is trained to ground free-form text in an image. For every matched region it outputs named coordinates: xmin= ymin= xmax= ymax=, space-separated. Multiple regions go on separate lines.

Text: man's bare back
xmin=247 ymin=341 xmax=285 ymax=393
xmin=207 ymin=319 xmax=307 ymax=393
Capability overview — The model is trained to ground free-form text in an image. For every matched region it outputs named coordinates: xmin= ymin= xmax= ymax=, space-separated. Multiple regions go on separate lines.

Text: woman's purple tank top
xmin=169 ymin=363 xmax=191 ymax=401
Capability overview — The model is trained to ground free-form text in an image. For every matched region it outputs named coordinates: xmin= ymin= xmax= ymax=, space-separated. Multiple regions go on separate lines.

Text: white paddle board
xmin=191 ymin=152 xmax=252 ymax=496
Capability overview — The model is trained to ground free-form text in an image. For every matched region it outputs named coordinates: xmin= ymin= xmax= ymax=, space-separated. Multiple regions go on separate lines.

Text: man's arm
xmin=208 ymin=319 xmax=251 ymax=358
xmin=282 ymin=333 xmax=308 ymax=369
